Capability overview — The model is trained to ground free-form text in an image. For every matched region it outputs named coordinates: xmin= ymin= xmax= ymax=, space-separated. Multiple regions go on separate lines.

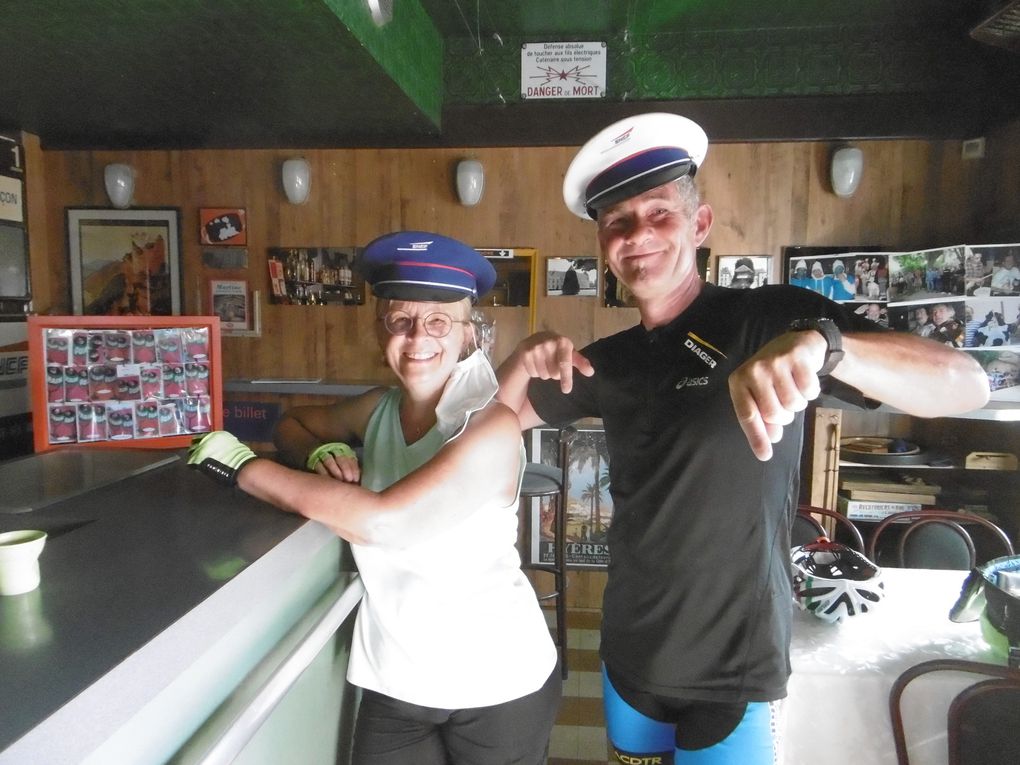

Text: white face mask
xmin=435 ymin=348 xmax=499 ymax=439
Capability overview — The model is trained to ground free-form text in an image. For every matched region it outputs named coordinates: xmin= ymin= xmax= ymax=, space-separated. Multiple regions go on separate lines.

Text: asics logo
xmin=675 ymin=376 xmax=709 ymax=389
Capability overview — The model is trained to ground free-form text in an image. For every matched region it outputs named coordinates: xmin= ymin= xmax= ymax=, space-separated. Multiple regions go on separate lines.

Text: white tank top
xmin=346 ymin=387 xmax=556 ymax=708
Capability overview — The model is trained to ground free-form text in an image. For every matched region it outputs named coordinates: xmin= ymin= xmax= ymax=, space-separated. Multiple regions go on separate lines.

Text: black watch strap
xmin=789 ymin=318 xmax=844 ymax=376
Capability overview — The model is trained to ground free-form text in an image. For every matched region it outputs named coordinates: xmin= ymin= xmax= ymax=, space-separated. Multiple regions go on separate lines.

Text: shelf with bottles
xmin=267 ymin=247 xmax=364 ymax=307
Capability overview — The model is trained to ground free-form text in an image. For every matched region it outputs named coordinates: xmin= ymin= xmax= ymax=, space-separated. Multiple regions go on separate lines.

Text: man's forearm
xmin=834 ymin=332 xmax=989 ymax=416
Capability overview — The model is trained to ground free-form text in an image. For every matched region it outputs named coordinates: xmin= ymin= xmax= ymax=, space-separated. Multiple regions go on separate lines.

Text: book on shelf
xmin=839 ymin=473 xmax=941 ymax=494
xmin=845 ymin=489 xmax=939 ymax=504
xmin=836 ymin=494 xmax=922 ymax=521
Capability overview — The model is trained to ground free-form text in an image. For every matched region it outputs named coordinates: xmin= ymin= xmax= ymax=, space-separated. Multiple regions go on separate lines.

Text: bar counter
xmin=0 ymin=449 xmax=360 ymax=764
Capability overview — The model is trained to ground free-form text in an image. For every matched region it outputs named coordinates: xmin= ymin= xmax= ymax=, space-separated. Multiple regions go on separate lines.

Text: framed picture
xmin=528 ymin=426 xmax=613 ymax=568
xmin=66 ymin=208 xmax=182 ymax=316
xmin=27 ymin=314 xmax=223 ymax=452
xmin=713 ymin=255 xmax=771 ymax=289
xmin=546 ymin=257 xmax=598 ymax=296
xmin=199 ymin=207 xmax=247 ymax=246
xmin=209 ymin=279 xmax=250 ymax=331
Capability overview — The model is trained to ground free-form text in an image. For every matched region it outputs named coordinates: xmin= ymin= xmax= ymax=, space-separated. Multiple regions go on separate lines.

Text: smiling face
xmin=376 ymin=298 xmax=474 ymax=395
xmin=595 ymin=180 xmax=711 ymax=304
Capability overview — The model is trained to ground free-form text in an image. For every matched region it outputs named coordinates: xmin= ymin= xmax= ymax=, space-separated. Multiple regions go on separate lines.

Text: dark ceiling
xmin=2 ymin=0 xmax=1019 ymax=150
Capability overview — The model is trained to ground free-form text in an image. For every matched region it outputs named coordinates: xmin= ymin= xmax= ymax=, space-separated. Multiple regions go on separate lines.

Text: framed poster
xmin=209 ymin=279 xmax=250 ymax=331
xmin=528 ymin=426 xmax=613 ymax=568
xmin=66 ymin=208 xmax=182 ymax=316
xmin=199 ymin=208 xmax=247 ymax=246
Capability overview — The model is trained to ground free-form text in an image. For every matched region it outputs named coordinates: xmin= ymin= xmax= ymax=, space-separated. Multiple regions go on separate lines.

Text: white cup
xmin=0 ymin=530 xmax=47 ymax=596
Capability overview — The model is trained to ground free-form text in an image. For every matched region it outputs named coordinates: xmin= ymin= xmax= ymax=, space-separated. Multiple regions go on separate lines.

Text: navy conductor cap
xmin=360 ymin=231 xmax=496 ymax=304
xmin=562 ymin=112 xmax=708 ymax=220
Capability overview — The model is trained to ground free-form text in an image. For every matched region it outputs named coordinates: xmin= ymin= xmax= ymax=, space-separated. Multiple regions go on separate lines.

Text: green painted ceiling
xmin=1 ymin=0 xmax=1018 ymax=149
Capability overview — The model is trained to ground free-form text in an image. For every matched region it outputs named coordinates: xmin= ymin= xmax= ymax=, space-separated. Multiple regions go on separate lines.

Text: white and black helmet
xmin=791 ymin=540 xmax=885 ymax=624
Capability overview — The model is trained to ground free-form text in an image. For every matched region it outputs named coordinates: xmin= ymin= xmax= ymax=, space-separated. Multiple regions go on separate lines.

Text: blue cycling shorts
xmin=602 ymin=665 xmax=783 ymax=765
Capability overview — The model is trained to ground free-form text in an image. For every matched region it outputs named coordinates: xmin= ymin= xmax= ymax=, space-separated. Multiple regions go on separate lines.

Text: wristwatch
xmin=789 ymin=318 xmax=844 ymax=376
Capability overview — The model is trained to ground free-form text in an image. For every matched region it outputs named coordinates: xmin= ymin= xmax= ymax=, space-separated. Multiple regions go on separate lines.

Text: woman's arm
xmin=273 ymin=388 xmax=384 ymax=469
xmin=240 ymin=402 xmax=523 ymax=548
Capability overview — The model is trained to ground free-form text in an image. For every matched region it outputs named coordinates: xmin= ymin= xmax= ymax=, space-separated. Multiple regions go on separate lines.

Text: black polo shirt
xmin=529 ymin=283 xmax=879 ymax=702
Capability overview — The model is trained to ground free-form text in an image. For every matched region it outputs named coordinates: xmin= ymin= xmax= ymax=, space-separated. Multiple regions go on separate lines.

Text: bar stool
xmin=519 ymin=427 xmax=574 ymax=679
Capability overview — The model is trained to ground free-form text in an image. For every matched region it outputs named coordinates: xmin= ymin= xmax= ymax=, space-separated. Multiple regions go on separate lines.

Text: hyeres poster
xmin=529 ymin=426 xmax=613 ymax=568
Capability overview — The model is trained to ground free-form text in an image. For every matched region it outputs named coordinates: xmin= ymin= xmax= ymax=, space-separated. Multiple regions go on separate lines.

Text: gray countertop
xmin=0 ymin=450 xmax=326 ymax=756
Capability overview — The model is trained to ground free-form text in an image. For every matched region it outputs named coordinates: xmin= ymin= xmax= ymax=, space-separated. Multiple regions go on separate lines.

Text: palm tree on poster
xmin=580 ymin=467 xmax=612 ymax=541
xmin=567 ymin=430 xmax=611 ymax=539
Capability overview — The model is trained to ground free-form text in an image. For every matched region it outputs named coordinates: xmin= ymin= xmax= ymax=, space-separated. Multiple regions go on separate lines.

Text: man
xmin=991 ymin=252 xmax=1020 ymax=294
xmin=930 ymin=302 xmax=964 ymax=347
xmin=495 ymin=112 xmax=989 ymax=764
xmin=729 ymin=257 xmax=756 ymax=288
xmin=807 ymin=260 xmax=831 ymax=297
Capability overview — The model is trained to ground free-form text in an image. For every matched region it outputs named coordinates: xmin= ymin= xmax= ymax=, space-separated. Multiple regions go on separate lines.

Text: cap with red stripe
xmin=563 ymin=112 xmax=708 ymax=220
xmin=360 ymin=231 xmax=496 ymax=303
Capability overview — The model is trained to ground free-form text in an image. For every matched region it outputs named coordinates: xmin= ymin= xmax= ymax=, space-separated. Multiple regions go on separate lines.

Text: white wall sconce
xmin=104 ymin=163 xmax=135 ymax=209
xmin=456 ymin=159 xmax=485 ymax=207
xmin=830 ymin=146 xmax=864 ymax=198
xmin=282 ymin=157 xmax=311 ymax=205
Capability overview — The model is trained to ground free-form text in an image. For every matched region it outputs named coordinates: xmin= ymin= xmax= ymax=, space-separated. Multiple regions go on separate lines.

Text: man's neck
xmin=638 ymin=278 xmax=705 ymax=329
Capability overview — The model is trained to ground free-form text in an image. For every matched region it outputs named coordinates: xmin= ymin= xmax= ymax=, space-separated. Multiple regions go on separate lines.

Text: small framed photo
xmin=66 ymin=207 xmax=182 ymax=315
xmin=199 ymin=208 xmax=247 ymax=246
xmin=713 ymin=255 xmax=771 ymax=289
xmin=209 ymin=279 xmax=250 ymax=331
xmin=546 ymin=257 xmax=598 ymax=296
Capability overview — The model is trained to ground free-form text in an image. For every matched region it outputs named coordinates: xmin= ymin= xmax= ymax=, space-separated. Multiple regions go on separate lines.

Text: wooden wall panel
xmin=24 ymin=123 xmax=1020 ymax=609
xmin=31 ymin=131 xmax=1017 ymax=382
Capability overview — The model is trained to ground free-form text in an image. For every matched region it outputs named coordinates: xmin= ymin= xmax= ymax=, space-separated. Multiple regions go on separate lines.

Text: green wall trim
xmin=328 ymin=0 xmax=443 ymax=127
xmin=445 ymin=26 xmax=984 ymax=105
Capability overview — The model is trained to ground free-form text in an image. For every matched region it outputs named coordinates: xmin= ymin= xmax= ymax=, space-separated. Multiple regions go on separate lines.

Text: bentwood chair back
xmin=890 ymin=658 xmax=1020 ymax=765
xmin=795 ymin=505 xmax=866 ymax=553
xmin=867 ymin=510 xmax=1014 ymax=570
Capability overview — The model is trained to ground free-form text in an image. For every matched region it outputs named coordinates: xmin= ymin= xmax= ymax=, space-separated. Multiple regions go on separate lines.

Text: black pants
xmin=351 ymin=663 xmax=562 ymax=764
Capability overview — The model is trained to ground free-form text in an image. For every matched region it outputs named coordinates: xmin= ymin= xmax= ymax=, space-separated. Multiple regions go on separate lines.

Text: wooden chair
xmin=867 ymin=510 xmax=1014 ymax=570
xmin=795 ymin=504 xmax=866 ymax=553
xmin=890 ymin=658 xmax=1020 ymax=765
xmin=518 ymin=427 xmax=575 ymax=679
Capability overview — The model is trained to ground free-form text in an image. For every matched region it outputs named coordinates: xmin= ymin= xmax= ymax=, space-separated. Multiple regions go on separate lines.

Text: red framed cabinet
xmin=27 ymin=315 xmax=223 ymax=452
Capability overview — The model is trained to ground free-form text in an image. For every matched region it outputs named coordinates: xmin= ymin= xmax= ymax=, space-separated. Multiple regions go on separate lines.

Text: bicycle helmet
xmin=791 ymin=540 xmax=885 ymax=623
xmin=950 ymin=554 xmax=1020 ymax=664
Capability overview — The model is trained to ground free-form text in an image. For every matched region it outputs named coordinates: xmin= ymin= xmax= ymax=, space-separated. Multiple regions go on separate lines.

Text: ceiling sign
xmin=521 ymin=42 xmax=606 ymax=100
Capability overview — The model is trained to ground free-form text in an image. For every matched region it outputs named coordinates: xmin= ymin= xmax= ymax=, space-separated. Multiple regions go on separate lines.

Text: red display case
xmin=27 ymin=315 xmax=223 ymax=452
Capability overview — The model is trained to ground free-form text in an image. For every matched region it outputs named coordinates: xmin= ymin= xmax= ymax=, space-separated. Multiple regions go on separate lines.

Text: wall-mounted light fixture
xmin=830 ymin=146 xmax=863 ymax=198
xmin=456 ymin=159 xmax=485 ymax=207
xmin=282 ymin=157 xmax=311 ymax=205
xmin=104 ymin=163 xmax=135 ymax=209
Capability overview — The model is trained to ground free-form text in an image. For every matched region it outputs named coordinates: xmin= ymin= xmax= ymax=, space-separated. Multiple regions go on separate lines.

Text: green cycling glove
xmin=306 ymin=442 xmax=356 ymax=472
xmin=187 ymin=431 xmax=258 ymax=487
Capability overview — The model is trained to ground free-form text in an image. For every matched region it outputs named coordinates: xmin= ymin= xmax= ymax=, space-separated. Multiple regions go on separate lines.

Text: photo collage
xmin=787 ymin=244 xmax=1020 ymax=400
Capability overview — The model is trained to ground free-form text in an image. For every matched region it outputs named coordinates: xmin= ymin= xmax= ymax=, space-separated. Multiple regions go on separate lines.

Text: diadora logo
xmin=683 ymin=332 xmax=726 ymax=369
xmin=675 ymin=376 xmax=709 ymax=389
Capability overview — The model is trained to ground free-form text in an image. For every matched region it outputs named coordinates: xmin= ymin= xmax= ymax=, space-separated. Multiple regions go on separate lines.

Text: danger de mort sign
xmin=521 ymin=41 xmax=606 ymax=100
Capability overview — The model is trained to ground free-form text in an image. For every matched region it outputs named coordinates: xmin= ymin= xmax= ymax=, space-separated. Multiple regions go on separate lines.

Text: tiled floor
xmin=545 ymin=608 xmax=614 ymax=765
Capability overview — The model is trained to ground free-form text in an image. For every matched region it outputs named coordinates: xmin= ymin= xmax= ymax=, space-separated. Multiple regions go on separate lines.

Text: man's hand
xmin=306 ymin=442 xmax=361 ymax=483
xmin=187 ymin=431 xmax=258 ymax=486
xmin=513 ymin=331 xmax=595 ymax=394
xmin=728 ymin=331 xmax=827 ymax=461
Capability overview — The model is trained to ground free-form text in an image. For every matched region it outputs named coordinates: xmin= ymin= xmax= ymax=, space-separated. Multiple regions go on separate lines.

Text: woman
xmin=188 ymin=230 xmax=560 ymax=764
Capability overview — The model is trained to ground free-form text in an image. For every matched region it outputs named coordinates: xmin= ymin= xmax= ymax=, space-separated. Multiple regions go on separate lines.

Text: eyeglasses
xmin=379 ymin=311 xmax=469 ymax=338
